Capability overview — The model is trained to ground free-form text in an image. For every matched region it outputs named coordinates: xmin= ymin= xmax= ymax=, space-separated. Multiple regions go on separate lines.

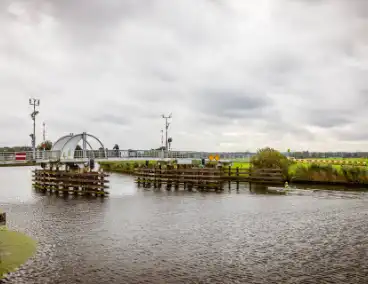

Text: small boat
xmin=266 ymin=187 xmax=289 ymax=195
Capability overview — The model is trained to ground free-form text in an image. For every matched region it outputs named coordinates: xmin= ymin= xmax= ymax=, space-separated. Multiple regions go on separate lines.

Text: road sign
xmin=209 ymin=155 xmax=214 ymax=161
xmin=15 ymin=152 xmax=26 ymax=161
xmin=214 ymin=155 xmax=220 ymax=161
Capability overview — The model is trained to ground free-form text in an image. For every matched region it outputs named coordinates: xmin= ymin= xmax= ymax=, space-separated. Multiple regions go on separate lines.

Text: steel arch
xmin=52 ymin=133 xmax=106 ymax=160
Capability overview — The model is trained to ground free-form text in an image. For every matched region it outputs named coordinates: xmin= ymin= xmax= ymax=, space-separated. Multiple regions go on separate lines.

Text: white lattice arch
xmin=51 ymin=133 xmax=105 ymax=160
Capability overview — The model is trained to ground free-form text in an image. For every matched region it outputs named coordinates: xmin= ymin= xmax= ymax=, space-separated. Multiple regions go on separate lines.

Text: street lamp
xmin=161 ymin=113 xmax=172 ymax=151
xmin=29 ymin=98 xmax=40 ymax=161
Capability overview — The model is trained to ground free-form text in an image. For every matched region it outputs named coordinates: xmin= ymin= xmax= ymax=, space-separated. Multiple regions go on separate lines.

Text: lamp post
xmin=161 ymin=129 xmax=164 ymax=148
xmin=161 ymin=113 xmax=172 ymax=151
xmin=29 ymin=98 xmax=40 ymax=161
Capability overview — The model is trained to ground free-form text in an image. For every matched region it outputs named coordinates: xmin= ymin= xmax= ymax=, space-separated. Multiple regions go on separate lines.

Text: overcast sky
xmin=1 ymin=0 xmax=367 ymax=152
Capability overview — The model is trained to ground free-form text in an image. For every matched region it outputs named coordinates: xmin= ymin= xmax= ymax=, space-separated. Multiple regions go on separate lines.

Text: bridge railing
xmin=36 ymin=150 xmax=61 ymax=161
xmin=0 ymin=150 xmax=62 ymax=163
xmin=0 ymin=149 xmax=252 ymax=163
xmin=0 ymin=152 xmax=18 ymax=162
xmin=65 ymin=150 xmax=252 ymax=160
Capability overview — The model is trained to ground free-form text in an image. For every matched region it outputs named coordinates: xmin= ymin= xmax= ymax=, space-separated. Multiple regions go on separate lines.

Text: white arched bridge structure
xmin=51 ymin=132 xmax=107 ymax=161
xmin=0 ymin=132 xmax=251 ymax=164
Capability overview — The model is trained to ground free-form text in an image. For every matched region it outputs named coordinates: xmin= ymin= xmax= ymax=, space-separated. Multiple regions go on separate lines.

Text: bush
xmin=341 ymin=166 xmax=368 ymax=183
xmin=293 ymin=163 xmax=339 ymax=182
xmin=291 ymin=163 xmax=368 ymax=184
xmin=251 ymin=147 xmax=292 ymax=180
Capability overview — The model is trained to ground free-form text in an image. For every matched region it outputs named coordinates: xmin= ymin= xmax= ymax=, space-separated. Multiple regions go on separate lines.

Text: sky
xmin=0 ymin=0 xmax=367 ymax=152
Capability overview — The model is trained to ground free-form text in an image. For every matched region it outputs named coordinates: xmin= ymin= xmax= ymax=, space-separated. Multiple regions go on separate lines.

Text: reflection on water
xmin=0 ymin=167 xmax=367 ymax=284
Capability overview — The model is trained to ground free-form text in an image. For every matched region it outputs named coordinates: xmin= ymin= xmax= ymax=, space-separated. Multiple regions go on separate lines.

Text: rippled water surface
xmin=0 ymin=167 xmax=367 ymax=284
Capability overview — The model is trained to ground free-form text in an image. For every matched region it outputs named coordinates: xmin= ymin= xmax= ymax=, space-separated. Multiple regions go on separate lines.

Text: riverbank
xmin=0 ymin=229 xmax=37 ymax=278
xmin=0 ymin=162 xmax=37 ymax=168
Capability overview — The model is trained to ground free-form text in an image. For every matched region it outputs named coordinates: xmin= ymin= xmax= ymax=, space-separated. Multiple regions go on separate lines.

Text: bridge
xmin=0 ymin=132 xmax=251 ymax=165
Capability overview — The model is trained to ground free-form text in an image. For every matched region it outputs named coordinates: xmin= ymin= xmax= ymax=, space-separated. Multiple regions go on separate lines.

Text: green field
xmin=232 ymin=161 xmax=251 ymax=169
xmin=298 ymin=157 xmax=368 ymax=161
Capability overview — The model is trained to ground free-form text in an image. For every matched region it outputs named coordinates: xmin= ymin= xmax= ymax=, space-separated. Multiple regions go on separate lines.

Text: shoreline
xmin=0 ymin=163 xmax=39 ymax=168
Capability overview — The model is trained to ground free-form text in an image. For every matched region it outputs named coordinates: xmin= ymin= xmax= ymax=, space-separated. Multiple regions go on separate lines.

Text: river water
xmin=0 ymin=167 xmax=367 ymax=284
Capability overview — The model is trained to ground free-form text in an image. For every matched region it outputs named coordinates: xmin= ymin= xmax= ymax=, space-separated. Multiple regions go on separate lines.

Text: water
xmin=0 ymin=167 xmax=367 ymax=284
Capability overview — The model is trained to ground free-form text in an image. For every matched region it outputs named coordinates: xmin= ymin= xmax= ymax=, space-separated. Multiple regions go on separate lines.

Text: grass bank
xmin=99 ymin=161 xmax=158 ymax=174
xmin=0 ymin=228 xmax=37 ymax=278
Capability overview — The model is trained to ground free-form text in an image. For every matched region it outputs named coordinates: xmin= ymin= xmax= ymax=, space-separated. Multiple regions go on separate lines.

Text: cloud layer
xmin=1 ymin=0 xmax=367 ymax=151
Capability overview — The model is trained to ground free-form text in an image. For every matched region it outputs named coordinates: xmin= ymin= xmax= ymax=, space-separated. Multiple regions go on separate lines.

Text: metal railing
xmin=0 ymin=149 xmax=252 ymax=163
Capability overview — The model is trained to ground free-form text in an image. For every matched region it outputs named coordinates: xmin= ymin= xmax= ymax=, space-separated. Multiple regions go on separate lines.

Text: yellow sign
xmin=215 ymin=155 xmax=220 ymax=161
xmin=209 ymin=155 xmax=214 ymax=161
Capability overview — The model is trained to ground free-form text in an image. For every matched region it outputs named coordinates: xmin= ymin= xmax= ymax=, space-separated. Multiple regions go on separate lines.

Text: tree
xmin=75 ymin=145 xmax=82 ymax=151
xmin=37 ymin=140 xmax=53 ymax=150
xmin=251 ymin=147 xmax=292 ymax=180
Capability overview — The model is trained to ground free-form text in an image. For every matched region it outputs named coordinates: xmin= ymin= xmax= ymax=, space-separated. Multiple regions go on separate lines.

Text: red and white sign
xmin=15 ymin=152 xmax=27 ymax=161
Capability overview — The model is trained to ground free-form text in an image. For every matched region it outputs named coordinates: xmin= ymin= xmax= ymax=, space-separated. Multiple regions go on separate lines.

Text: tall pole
xmin=43 ymin=122 xmax=46 ymax=142
xmin=161 ymin=113 xmax=172 ymax=151
xmin=161 ymin=129 xmax=164 ymax=148
xmin=42 ymin=122 xmax=46 ymax=150
xmin=82 ymin=132 xmax=87 ymax=159
xmin=29 ymin=98 xmax=40 ymax=161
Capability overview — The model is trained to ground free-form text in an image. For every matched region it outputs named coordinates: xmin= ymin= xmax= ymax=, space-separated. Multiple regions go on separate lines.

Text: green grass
xmin=0 ymin=228 xmax=37 ymax=278
xmin=99 ymin=160 xmax=160 ymax=173
xmin=299 ymin=157 xmax=367 ymax=161
xmin=232 ymin=161 xmax=251 ymax=169
xmin=295 ymin=158 xmax=368 ymax=164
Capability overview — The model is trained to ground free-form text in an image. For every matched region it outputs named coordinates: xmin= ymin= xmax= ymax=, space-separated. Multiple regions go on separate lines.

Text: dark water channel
xmin=0 ymin=167 xmax=367 ymax=284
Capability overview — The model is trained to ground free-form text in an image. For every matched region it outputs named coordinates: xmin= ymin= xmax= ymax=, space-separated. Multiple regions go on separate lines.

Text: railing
xmin=0 ymin=151 xmax=61 ymax=162
xmin=0 ymin=149 xmax=252 ymax=163
xmin=0 ymin=152 xmax=18 ymax=162
xmin=36 ymin=150 xmax=61 ymax=161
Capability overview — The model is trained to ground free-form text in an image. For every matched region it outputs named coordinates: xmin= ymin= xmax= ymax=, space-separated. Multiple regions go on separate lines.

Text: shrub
xmin=251 ymin=147 xmax=292 ymax=180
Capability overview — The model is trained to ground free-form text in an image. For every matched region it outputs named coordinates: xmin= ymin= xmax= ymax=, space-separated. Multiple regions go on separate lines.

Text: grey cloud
xmin=92 ymin=114 xmax=130 ymax=126
xmin=333 ymin=130 xmax=368 ymax=142
xmin=0 ymin=0 xmax=367 ymax=151
xmin=307 ymin=110 xmax=352 ymax=129
xmin=196 ymin=88 xmax=269 ymax=120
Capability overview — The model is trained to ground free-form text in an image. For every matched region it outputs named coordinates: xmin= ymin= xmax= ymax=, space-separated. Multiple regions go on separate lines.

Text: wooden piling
xmin=134 ymin=167 xmax=284 ymax=193
xmin=32 ymin=169 xmax=109 ymax=197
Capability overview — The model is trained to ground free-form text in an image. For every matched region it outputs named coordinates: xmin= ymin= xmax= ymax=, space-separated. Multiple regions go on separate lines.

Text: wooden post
xmin=249 ymin=166 xmax=252 ymax=192
xmin=0 ymin=212 xmax=6 ymax=226
xmin=236 ymin=167 xmax=239 ymax=192
xmin=174 ymin=168 xmax=179 ymax=190
xmin=154 ymin=167 xmax=157 ymax=188
xmin=166 ymin=167 xmax=171 ymax=191
xmin=228 ymin=166 xmax=231 ymax=191
xmin=142 ymin=169 xmax=146 ymax=188
xmin=188 ymin=182 xmax=193 ymax=191
xmin=157 ymin=165 xmax=162 ymax=189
